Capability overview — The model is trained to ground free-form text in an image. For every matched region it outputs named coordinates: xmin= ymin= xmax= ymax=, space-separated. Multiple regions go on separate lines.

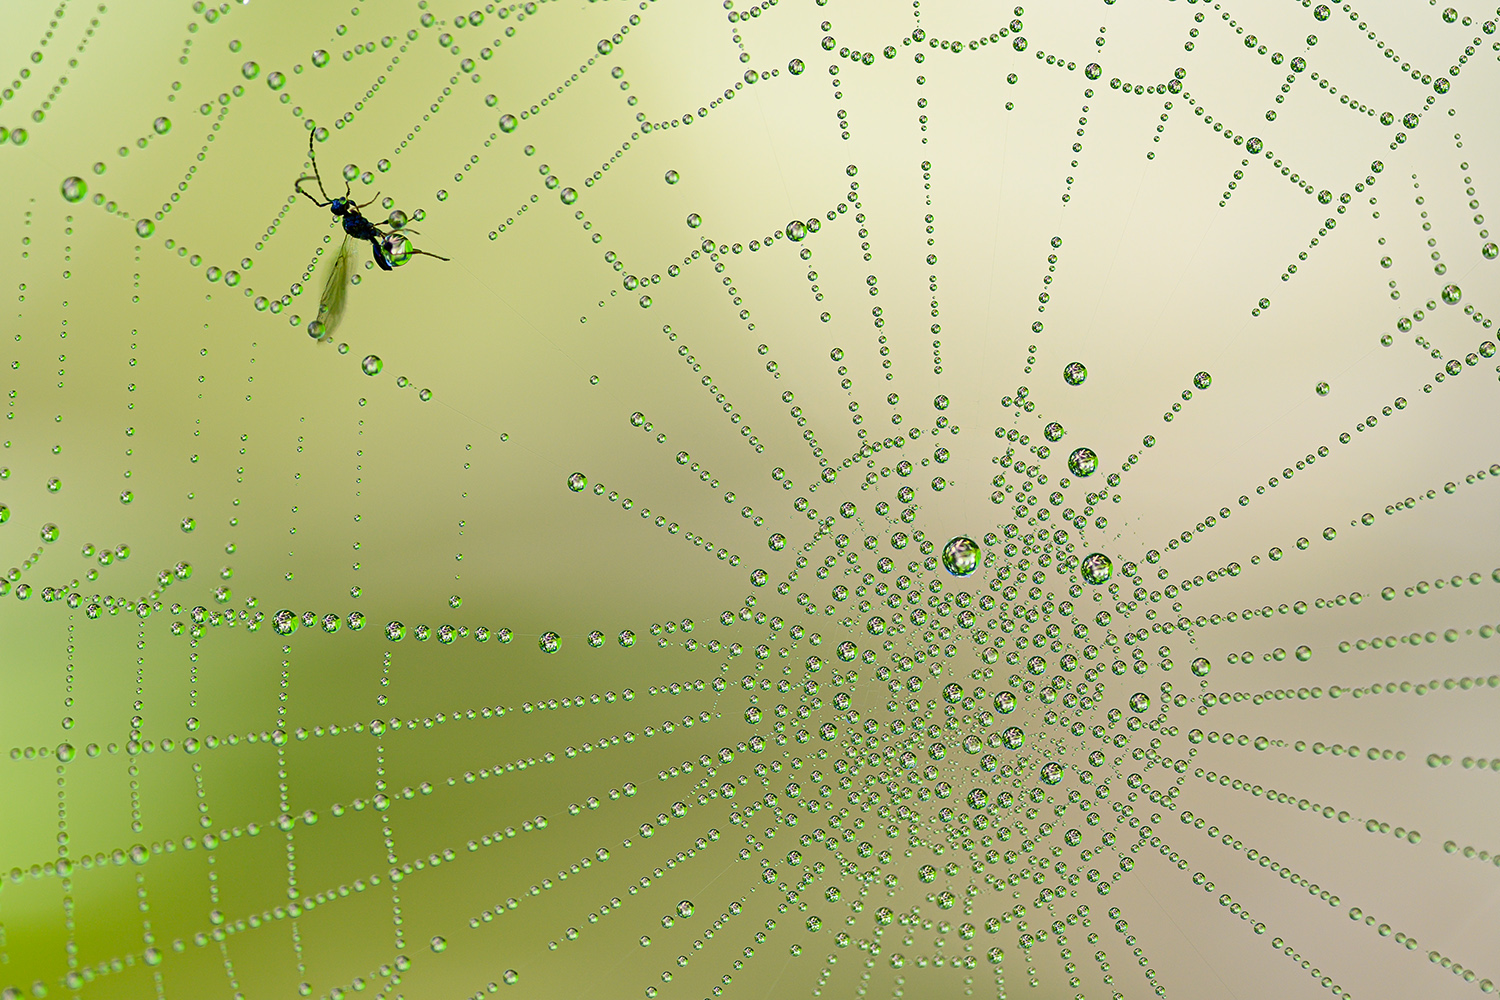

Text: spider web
xmin=0 ymin=0 xmax=1498 ymax=998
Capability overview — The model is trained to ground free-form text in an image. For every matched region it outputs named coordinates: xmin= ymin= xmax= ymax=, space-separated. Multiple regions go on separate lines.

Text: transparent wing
xmin=315 ymin=235 xmax=353 ymax=342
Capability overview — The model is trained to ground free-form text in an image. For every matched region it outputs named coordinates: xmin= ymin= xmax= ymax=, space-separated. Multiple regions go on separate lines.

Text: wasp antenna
xmin=306 ymin=130 xmax=331 ymax=203
xmin=294 ymin=176 xmax=329 ymax=207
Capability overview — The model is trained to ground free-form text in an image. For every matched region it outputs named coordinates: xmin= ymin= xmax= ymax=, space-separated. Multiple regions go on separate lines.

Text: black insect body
xmin=294 ymin=131 xmax=448 ymax=339
xmin=335 ymin=197 xmax=399 ymax=271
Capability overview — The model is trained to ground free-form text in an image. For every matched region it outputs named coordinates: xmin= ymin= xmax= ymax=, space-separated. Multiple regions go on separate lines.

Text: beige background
xmin=0 ymin=0 xmax=1497 ymax=997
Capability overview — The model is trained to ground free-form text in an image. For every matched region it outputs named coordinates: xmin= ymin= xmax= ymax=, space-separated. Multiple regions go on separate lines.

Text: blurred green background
xmin=0 ymin=0 xmax=1497 ymax=997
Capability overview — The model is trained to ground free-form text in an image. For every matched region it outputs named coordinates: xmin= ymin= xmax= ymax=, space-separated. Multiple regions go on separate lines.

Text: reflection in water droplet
xmin=941 ymin=536 xmax=979 ymax=576
xmin=1081 ymin=552 xmax=1112 ymax=584
xmin=1067 ymin=447 xmax=1098 ymax=477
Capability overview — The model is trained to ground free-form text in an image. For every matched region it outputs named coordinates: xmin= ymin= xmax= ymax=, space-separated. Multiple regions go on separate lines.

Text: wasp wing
xmin=315 ymin=235 xmax=353 ymax=342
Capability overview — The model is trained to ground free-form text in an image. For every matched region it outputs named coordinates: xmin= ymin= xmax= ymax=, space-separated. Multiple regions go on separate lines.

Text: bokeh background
xmin=0 ymin=0 xmax=1497 ymax=997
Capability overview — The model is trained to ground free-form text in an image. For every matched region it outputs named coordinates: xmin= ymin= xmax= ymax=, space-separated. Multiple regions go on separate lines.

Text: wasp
xmin=294 ymin=131 xmax=448 ymax=340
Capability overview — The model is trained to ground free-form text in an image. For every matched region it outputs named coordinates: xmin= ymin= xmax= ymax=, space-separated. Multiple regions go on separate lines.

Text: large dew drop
xmin=941 ymin=536 xmax=980 ymax=576
xmin=1080 ymin=551 xmax=1112 ymax=585
xmin=1067 ymin=447 xmax=1098 ymax=477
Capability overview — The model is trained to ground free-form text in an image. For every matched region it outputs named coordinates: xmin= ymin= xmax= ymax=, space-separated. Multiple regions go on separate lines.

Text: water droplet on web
xmin=941 ymin=536 xmax=979 ymax=576
xmin=1067 ymin=447 xmax=1098 ymax=477
xmin=1081 ymin=551 xmax=1112 ymax=584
